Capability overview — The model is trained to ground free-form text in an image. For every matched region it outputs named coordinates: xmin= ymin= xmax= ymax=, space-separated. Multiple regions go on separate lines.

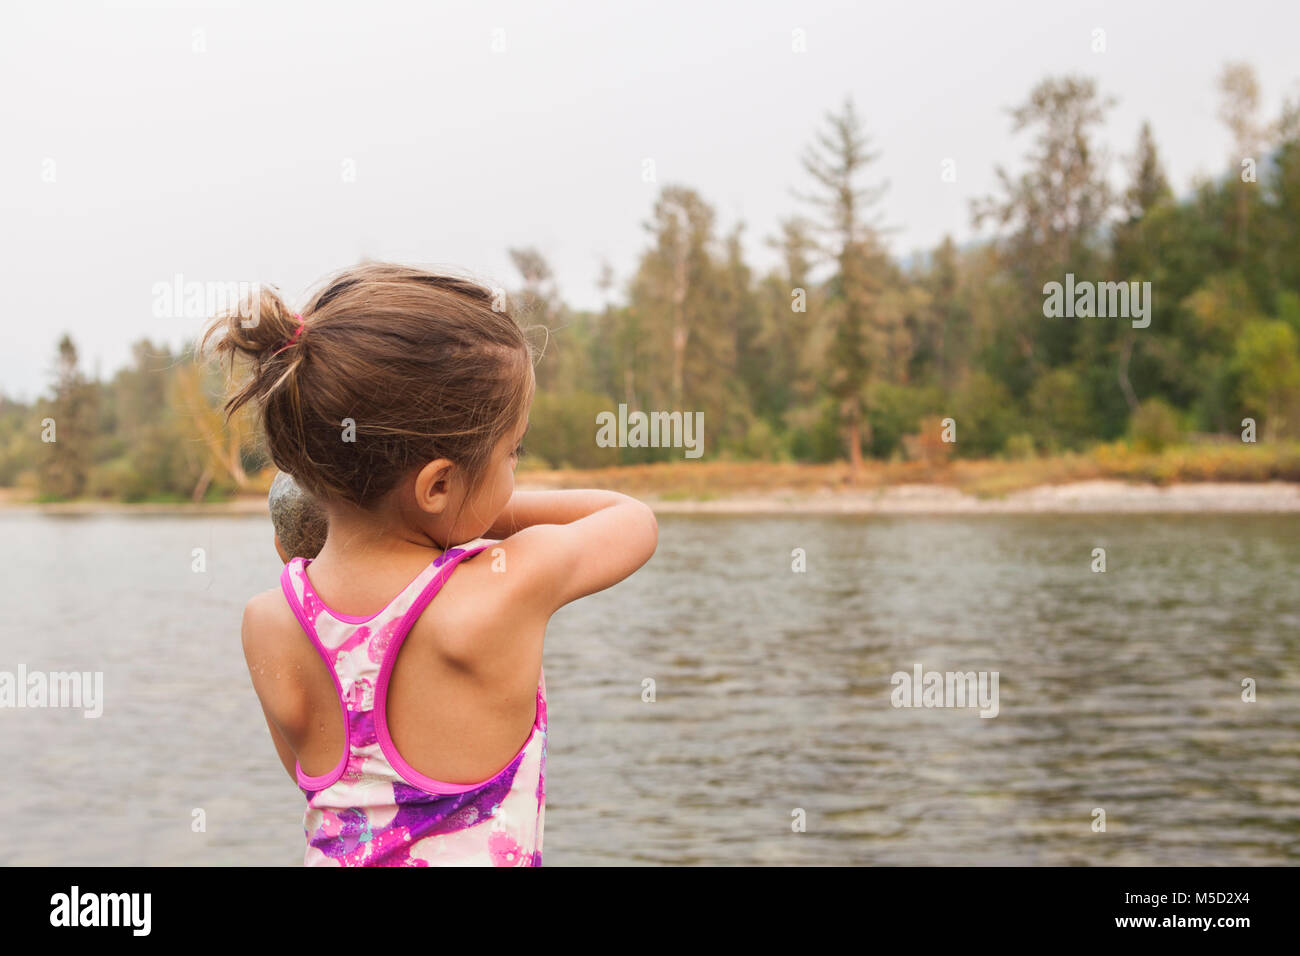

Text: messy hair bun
xmin=201 ymin=263 xmax=534 ymax=509
xmin=201 ymin=285 xmax=307 ymax=420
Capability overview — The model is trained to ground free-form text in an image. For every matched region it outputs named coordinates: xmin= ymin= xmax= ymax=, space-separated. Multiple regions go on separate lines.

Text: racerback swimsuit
xmin=279 ymin=544 xmax=546 ymax=866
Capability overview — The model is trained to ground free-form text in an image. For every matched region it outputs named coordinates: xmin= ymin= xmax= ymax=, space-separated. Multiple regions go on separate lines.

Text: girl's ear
xmin=413 ymin=459 xmax=456 ymax=515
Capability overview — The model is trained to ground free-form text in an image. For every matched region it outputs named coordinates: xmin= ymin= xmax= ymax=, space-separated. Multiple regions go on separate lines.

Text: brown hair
xmin=203 ymin=262 xmax=534 ymax=509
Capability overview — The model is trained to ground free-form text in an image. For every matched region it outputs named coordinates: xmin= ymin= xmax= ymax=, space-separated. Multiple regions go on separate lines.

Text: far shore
xmin=4 ymin=479 xmax=1299 ymax=516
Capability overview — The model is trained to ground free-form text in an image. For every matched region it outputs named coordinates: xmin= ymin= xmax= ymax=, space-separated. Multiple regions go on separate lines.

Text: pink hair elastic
xmin=273 ymin=313 xmax=306 ymax=356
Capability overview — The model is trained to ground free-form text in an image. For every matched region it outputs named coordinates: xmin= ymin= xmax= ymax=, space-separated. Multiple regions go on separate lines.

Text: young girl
xmin=206 ymin=263 xmax=658 ymax=866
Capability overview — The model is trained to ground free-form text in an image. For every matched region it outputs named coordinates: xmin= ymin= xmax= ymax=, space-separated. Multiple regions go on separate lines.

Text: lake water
xmin=1 ymin=512 xmax=1297 ymax=865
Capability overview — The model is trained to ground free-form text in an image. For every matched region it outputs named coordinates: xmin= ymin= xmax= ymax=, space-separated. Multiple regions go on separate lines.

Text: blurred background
xmin=3 ymin=0 xmax=1300 ymax=494
xmin=1 ymin=0 xmax=1297 ymax=865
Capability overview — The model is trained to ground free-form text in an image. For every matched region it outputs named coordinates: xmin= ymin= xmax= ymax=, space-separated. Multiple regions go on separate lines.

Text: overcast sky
xmin=2 ymin=0 xmax=1297 ymax=398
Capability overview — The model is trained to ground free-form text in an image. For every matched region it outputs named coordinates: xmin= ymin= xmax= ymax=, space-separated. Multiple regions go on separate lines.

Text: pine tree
xmin=798 ymin=97 xmax=891 ymax=475
xmin=36 ymin=335 xmax=97 ymax=500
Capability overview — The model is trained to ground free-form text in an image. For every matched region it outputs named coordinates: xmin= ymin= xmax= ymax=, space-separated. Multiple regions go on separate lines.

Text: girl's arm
xmin=485 ymin=489 xmax=645 ymax=537
xmin=242 ymin=589 xmax=315 ymax=783
xmin=486 ymin=489 xmax=658 ymax=613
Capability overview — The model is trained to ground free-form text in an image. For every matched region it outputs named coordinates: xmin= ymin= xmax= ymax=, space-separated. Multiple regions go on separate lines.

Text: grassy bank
xmin=3 ymin=441 xmax=1297 ymax=510
xmin=516 ymin=441 xmax=1300 ymax=500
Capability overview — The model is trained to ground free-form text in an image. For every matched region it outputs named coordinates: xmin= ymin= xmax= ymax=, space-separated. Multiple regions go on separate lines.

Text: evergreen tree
xmin=36 ymin=335 xmax=97 ymax=499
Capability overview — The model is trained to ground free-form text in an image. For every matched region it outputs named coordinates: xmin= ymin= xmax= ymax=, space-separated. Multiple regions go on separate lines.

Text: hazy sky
xmin=2 ymin=0 xmax=1297 ymax=398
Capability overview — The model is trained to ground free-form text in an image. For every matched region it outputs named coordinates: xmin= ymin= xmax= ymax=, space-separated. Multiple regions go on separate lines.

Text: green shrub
xmin=866 ymin=383 xmax=945 ymax=458
xmin=1028 ymin=368 xmax=1093 ymax=452
xmin=786 ymin=398 xmax=843 ymax=463
xmin=1003 ymin=433 xmax=1037 ymax=460
xmin=87 ymin=457 xmax=146 ymax=501
xmin=740 ymin=418 xmax=785 ymax=461
xmin=1128 ymin=398 xmax=1183 ymax=452
xmin=950 ymin=372 xmax=1018 ymax=457
xmin=528 ymin=391 xmax=625 ymax=469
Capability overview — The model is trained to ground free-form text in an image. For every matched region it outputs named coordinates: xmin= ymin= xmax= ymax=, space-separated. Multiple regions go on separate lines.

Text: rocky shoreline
xmin=636 ymin=480 xmax=1300 ymax=514
xmin=4 ymin=480 xmax=1299 ymax=516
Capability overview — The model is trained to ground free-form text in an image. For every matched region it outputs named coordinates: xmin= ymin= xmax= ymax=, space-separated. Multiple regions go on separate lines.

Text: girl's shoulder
xmin=402 ymin=541 xmax=549 ymax=673
xmin=244 ymin=587 xmax=325 ymax=686
xmin=242 ymin=585 xmax=306 ymax=655
xmin=240 ymin=586 xmax=325 ymax=717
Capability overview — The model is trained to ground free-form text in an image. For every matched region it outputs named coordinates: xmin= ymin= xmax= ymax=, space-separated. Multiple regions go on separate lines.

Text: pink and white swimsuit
xmin=279 ymin=544 xmax=546 ymax=866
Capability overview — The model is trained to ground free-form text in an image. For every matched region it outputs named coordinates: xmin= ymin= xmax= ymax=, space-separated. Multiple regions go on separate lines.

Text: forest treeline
xmin=7 ymin=65 xmax=1300 ymax=501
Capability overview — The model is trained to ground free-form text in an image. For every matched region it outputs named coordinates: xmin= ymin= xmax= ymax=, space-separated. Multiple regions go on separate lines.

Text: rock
xmin=269 ymin=471 xmax=328 ymax=559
